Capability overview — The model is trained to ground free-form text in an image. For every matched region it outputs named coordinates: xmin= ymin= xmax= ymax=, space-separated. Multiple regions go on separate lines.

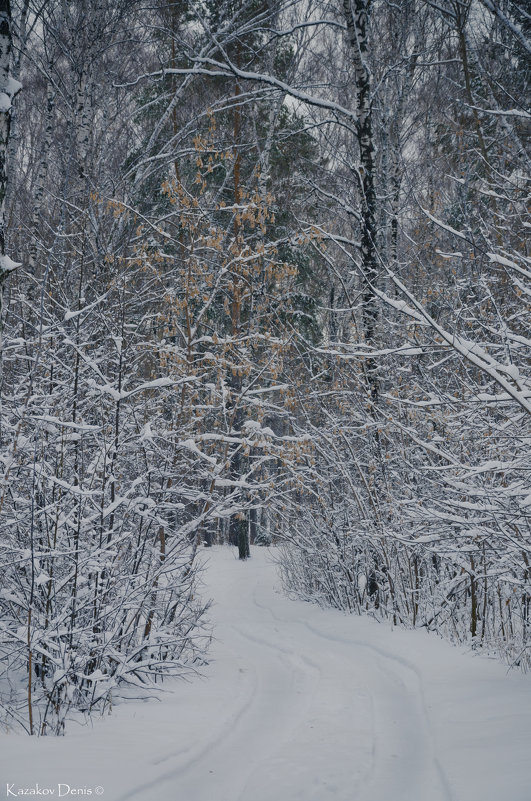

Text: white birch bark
xmin=0 ymin=0 xmax=20 ymax=320
xmin=343 ymin=0 xmax=379 ymax=400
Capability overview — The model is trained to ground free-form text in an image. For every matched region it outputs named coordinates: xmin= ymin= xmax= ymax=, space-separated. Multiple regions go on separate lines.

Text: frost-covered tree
xmin=0 ymin=0 xmax=210 ymax=735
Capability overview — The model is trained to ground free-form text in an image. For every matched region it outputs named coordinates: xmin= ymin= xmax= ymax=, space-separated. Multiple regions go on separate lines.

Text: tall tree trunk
xmin=343 ymin=0 xmax=379 ymax=405
xmin=0 ymin=0 xmax=20 ymax=340
xmin=228 ymin=59 xmax=250 ymax=561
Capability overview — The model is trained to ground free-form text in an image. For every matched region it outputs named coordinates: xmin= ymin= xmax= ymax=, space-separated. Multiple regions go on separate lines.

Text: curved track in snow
xmin=110 ymin=548 xmax=459 ymax=801
xmin=2 ymin=546 xmax=530 ymax=801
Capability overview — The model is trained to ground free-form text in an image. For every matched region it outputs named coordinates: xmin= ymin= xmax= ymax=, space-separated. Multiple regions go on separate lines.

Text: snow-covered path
xmin=1 ymin=546 xmax=530 ymax=801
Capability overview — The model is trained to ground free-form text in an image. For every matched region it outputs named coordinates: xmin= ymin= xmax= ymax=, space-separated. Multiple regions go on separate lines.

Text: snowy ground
xmin=1 ymin=546 xmax=530 ymax=801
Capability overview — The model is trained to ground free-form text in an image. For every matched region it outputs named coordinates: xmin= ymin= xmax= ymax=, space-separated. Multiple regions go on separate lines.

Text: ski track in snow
xmin=1 ymin=546 xmax=530 ymax=801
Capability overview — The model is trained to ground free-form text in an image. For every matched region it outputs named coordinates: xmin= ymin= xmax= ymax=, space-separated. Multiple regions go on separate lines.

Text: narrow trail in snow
xmin=120 ymin=547 xmax=450 ymax=801
xmin=3 ymin=546 xmax=530 ymax=801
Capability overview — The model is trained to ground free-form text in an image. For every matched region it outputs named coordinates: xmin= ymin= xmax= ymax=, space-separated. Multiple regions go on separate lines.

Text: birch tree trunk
xmin=0 ymin=0 xmax=20 ymax=336
xmin=343 ymin=0 xmax=379 ymax=404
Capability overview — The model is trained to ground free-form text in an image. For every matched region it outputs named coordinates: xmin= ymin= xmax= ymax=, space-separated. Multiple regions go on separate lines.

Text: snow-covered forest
xmin=0 ymin=0 xmax=529 ymax=740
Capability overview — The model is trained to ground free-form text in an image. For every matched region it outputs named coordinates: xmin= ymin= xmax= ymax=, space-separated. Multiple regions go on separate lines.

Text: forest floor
xmin=1 ymin=546 xmax=530 ymax=801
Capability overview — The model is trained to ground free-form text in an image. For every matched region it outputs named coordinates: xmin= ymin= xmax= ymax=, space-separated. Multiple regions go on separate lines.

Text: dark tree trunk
xmin=343 ymin=0 xmax=379 ymax=404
